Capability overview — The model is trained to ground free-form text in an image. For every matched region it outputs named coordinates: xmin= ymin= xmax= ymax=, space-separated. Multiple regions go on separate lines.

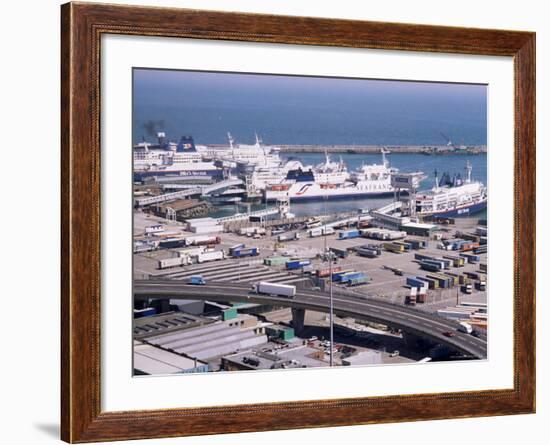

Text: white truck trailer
xmin=278 ymin=232 xmax=301 ymax=242
xmin=195 ymin=250 xmax=225 ymax=263
xmin=458 ymin=321 xmax=473 ymax=334
xmin=158 ymin=256 xmax=186 ymax=269
xmin=308 ymin=227 xmax=335 ymax=237
xmin=252 ymin=282 xmax=296 ymax=298
xmin=177 ymin=246 xmax=205 ymax=258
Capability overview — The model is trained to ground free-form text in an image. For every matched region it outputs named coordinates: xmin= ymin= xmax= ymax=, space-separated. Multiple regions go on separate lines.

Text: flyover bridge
xmin=134 ymin=280 xmax=487 ymax=359
xmin=135 ymin=178 xmax=245 ymax=207
xmin=200 ymin=178 xmax=243 ymax=195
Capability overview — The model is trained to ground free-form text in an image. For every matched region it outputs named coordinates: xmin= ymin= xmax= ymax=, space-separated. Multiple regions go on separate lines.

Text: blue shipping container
xmin=286 ymin=260 xmax=311 ymax=270
xmin=407 ymin=277 xmax=427 ymax=288
xmin=420 ymin=261 xmax=441 ymax=272
xmin=229 ymin=243 xmax=246 ymax=254
xmin=232 ymin=247 xmax=259 ymax=258
xmin=459 ymin=253 xmax=480 ymax=263
xmin=331 ymin=270 xmax=354 ymax=281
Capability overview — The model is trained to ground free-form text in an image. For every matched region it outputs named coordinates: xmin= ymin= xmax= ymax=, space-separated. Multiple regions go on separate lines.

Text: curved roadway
xmin=134 ymin=280 xmax=487 ymax=359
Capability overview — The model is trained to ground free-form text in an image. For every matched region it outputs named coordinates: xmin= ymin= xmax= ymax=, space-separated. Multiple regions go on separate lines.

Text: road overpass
xmin=134 ymin=280 xmax=487 ymax=359
xmin=134 ymin=178 xmax=245 ymax=207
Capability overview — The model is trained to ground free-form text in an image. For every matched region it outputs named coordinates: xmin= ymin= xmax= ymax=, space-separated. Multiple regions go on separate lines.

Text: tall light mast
xmin=322 ymin=181 xmax=334 ymax=367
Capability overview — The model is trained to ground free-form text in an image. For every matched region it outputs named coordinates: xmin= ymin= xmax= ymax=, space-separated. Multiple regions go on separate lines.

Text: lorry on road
xmin=458 ymin=321 xmax=473 ymax=334
xmin=252 ymin=282 xmax=296 ymax=298
xmin=187 ymin=275 xmax=206 ymax=285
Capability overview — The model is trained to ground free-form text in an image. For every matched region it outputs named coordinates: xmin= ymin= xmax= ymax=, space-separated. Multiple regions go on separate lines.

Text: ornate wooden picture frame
xmin=61 ymin=2 xmax=535 ymax=442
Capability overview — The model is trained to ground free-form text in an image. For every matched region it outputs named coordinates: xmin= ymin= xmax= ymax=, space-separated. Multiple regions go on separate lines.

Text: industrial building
xmin=141 ymin=314 xmax=270 ymax=363
xmin=222 ymin=344 xmax=327 ymax=371
xmin=153 ymin=198 xmax=211 ymax=221
xmin=133 ymin=311 xmax=215 ymax=340
xmin=134 ymin=341 xmax=210 ymax=375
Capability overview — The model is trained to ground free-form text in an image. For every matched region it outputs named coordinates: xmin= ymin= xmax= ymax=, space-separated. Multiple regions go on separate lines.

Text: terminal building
xmin=134 ymin=341 xmax=211 ymax=375
xmin=222 ymin=344 xmax=327 ymax=371
xmin=135 ymin=312 xmax=270 ymax=368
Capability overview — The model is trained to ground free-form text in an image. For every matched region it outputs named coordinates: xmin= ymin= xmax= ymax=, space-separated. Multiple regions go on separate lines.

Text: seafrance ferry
xmin=264 ymin=149 xmax=398 ymax=202
xmin=414 ymin=162 xmax=487 ymax=217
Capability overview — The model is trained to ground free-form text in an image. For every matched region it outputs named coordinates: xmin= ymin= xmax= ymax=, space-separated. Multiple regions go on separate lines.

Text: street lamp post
xmin=329 ymin=249 xmax=334 ymax=367
xmin=323 ymin=188 xmax=334 ymax=367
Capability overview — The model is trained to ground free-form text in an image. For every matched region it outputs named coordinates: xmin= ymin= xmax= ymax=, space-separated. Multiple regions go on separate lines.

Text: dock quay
xmin=215 ymin=207 xmax=279 ymax=226
xmin=198 ymin=143 xmax=487 ymax=154
xmin=275 ymin=144 xmax=487 ymax=154
xmin=219 ymin=211 xmax=361 ymax=231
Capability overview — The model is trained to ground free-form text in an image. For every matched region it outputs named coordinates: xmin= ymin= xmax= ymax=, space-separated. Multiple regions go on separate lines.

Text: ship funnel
xmin=177 ymin=136 xmax=196 ymax=152
xmin=157 ymin=132 xmax=166 ymax=145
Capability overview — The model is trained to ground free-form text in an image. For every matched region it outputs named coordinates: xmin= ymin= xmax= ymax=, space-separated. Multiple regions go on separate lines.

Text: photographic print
xmin=132 ymin=68 xmax=488 ymax=376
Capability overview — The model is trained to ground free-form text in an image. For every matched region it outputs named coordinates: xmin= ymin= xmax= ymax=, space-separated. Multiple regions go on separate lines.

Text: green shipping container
xmin=281 ymin=327 xmax=295 ymax=341
xmin=264 ymin=256 xmax=289 ymax=266
xmin=222 ymin=308 xmax=238 ymax=321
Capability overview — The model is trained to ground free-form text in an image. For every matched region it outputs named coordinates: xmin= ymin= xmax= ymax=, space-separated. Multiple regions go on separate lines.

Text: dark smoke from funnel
xmin=141 ymin=119 xmax=165 ymax=137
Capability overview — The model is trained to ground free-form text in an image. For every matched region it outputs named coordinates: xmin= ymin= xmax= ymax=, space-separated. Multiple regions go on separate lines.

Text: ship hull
xmin=420 ymin=199 xmax=487 ymax=218
xmin=265 ymin=189 xmax=395 ymax=202
xmin=133 ymin=168 xmax=223 ymax=181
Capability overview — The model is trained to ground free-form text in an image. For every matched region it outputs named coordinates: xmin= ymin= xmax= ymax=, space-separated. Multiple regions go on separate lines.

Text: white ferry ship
xmin=133 ymin=133 xmax=221 ymax=180
xmin=264 ymin=149 xmax=397 ymax=202
xmin=414 ymin=162 xmax=487 ymax=217
xmin=247 ymin=159 xmax=309 ymax=191
xmin=197 ymin=133 xmax=282 ymax=168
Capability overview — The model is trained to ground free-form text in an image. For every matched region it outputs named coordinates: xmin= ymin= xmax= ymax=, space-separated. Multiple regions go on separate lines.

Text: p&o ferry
xmin=414 ymin=162 xmax=487 ymax=217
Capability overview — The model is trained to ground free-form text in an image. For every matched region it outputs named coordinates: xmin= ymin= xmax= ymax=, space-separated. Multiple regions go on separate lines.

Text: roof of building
xmin=133 ymin=311 xmax=215 ymax=340
xmin=224 ymin=344 xmax=327 ymax=370
xmin=133 ymin=341 xmax=208 ymax=375
xmin=142 ymin=314 xmax=269 ymax=361
xmin=341 ymin=350 xmax=383 ymax=366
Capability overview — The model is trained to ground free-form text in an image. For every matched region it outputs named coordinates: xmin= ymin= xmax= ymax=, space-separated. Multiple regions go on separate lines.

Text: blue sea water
xmin=133 ymin=69 xmax=487 ymax=147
